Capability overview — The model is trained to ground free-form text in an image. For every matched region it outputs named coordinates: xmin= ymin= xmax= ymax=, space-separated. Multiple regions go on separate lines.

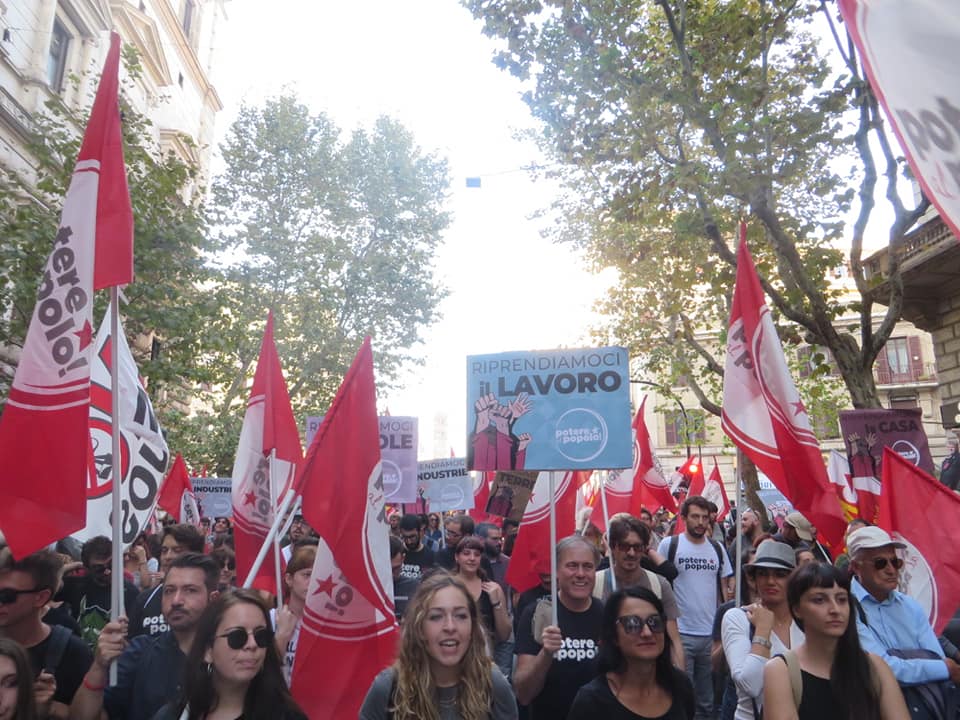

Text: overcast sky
xmin=212 ymin=0 xmax=616 ymax=456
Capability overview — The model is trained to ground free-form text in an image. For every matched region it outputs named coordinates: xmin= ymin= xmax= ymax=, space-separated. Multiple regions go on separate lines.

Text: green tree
xmin=465 ymin=0 xmax=927 ymax=417
xmin=0 ymin=52 xmax=223 ymax=425
xmin=205 ymin=95 xmax=451 ymax=438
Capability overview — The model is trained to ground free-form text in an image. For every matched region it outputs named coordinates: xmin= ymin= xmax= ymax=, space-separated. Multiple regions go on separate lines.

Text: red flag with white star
xmin=0 ymin=33 xmax=132 ymax=558
xmin=231 ymin=311 xmax=302 ymax=595
xmin=720 ymin=224 xmax=845 ymax=547
xmin=290 ymin=338 xmax=397 ymax=719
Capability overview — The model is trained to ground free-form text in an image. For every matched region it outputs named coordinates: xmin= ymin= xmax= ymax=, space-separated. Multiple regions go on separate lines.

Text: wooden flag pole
xmin=243 ymin=486 xmax=297 ymax=588
xmin=734 ymin=448 xmax=744 ymax=608
xmin=108 ymin=292 xmax=122 ymax=686
xmin=269 ymin=450 xmax=283 ymax=601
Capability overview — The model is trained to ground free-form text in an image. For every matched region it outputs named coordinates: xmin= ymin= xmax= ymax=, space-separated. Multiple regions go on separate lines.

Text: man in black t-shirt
xmin=128 ymin=524 xmax=204 ymax=638
xmin=514 ymin=535 xmax=603 ymax=719
xmin=0 ymin=546 xmax=93 ymax=719
xmin=397 ymin=514 xmax=435 ymax=580
xmin=390 ymin=536 xmax=420 ymax=622
xmin=60 ymin=536 xmax=140 ymax=649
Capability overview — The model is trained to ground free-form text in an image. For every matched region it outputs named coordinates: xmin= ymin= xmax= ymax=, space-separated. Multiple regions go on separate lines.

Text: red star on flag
xmin=74 ymin=320 xmax=93 ymax=350
xmin=791 ymin=400 xmax=807 ymax=416
xmin=313 ymin=574 xmax=336 ymax=598
xmin=243 ymin=491 xmax=256 ymax=506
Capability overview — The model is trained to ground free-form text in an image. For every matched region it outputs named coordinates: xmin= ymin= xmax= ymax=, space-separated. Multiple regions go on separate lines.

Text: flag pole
xmin=598 ymin=472 xmax=616 ymax=592
xmin=243 ymin=485 xmax=297 ymax=588
xmin=108 ymin=291 xmax=122 ymax=686
xmin=269 ymin=450 xmax=283 ymax=602
xmin=549 ymin=471 xmax=558 ymax=627
xmin=276 ymin=496 xmax=302 ymax=544
xmin=734 ymin=448 xmax=744 ymax=608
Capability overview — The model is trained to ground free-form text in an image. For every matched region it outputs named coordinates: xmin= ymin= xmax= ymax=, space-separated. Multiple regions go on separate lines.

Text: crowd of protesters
xmin=0 ymin=497 xmax=952 ymax=719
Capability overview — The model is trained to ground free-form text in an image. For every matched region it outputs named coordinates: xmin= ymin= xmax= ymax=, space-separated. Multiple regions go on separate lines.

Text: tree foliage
xmin=203 ymin=95 xmax=451 ymax=442
xmin=465 ymin=0 xmax=928 ymax=414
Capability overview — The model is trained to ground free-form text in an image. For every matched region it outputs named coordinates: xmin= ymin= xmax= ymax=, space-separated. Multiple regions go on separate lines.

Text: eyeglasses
xmin=88 ymin=562 xmax=111 ymax=573
xmin=616 ymin=543 xmax=645 ymax=554
xmin=221 ymin=563 xmax=236 ymax=571
xmin=872 ymin=556 xmax=904 ymax=571
xmin=0 ymin=588 xmax=41 ymax=605
xmin=217 ymin=627 xmax=272 ymax=650
xmin=616 ymin=614 xmax=665 ymax=635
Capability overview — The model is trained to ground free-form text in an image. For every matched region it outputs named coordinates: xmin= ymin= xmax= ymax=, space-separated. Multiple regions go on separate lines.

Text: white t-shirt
xmin=657 ymin=533 xmax=733 ymax=635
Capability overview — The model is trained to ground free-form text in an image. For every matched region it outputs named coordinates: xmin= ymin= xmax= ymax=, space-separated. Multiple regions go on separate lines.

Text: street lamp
xmin=629 ymin=378 xmax=692 ymax=459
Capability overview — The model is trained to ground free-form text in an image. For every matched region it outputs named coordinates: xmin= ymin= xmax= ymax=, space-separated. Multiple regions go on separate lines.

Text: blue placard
xmin=466 ymin=347 xmax=633 ymax=471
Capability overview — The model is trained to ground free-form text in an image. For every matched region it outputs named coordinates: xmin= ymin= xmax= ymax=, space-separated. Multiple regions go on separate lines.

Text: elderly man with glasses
xmin=849 ymin=525 xmax=960 ymax=687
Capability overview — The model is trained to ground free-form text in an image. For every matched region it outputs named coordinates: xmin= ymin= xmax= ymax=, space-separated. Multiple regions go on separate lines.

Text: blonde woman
xmin=360 ymin=573 xmax=516 ymax=720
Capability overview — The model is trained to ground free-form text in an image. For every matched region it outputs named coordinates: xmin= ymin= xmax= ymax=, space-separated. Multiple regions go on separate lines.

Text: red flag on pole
xmin=826 ymin=450 xmax=860 ymax=523
xmin=879 ymin=448 xmax=960 ymax=634
xmin=631 ymin=397 xmax=678 ymax=515
xmin=505 ymin=471 xmax=587 ymax=593
xmin=0 ymin=33 xmax=132 ymax=558
xmin=689 ymin=459 xmax=731 ymax=522
xmin=157 ymin=453 xmax=199 ymax=526
xmin=468 ymin=471 xmax=494 ymax=521
xmin=231 ymin=312 xmax=302 ymax=595
xmin=290 ymin=338 xmax=397 ymax=719
xmin=720 ymin=226 xmax=845 ymax=548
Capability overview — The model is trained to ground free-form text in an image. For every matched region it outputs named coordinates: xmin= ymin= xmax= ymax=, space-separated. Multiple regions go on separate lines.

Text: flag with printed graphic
xmin=632 ymin=397 xmax=678 ymax=514
xmin=879 ymin=448 xmax=960 ymax=634
xmin=157 ymin=453 xmax=199 ymax=526
xmin=290 ymin=338 xmax=397 ymax=720
xmin=0 ymin=33 xmax=133 ymax=558
xmin=232 ymin=312 xmax=302 ymax=595
xmin=827 ymin=449 xmax=860 ymax=522
xmin=505 ymin=471 xmax=588 ymax=593
xmin=721 ymin=227 xmax=845 ymax=548
xmin=73 ymin=304 xmax=170 ymax=547
xmin=690 ymin=459 xmax=731 ymax=522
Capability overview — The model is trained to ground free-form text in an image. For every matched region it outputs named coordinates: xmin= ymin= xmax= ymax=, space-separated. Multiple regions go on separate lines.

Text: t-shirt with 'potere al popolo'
xmin=658 ymin=533 xmax=732 ymax=636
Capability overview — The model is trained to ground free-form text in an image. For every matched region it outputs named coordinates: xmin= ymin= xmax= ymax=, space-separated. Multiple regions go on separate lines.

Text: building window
xmin=47 ymin=19 xmax=70 ymax=92
xmin=182 ymin=0 xmax=195 ymax=38
xmin=664 ymin=410 xmax=706 ymax=447
xmin=876 ymin=336 xmax=926 ymax=384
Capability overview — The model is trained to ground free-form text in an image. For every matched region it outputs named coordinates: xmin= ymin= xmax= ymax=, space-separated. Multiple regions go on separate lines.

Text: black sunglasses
xmin=616 ymin=614 xmax=665 ymax=635
xmin=0 ymin=587 xmax=41 ymax=605
xmin=217 ymin=627 xmax=272 ymax=650
xmin=873 ymin=556 xmax=904 ymax=571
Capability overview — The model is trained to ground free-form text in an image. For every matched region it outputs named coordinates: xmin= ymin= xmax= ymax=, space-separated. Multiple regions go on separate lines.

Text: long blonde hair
xmin=391 ymin=573 xmax=493 ymax=720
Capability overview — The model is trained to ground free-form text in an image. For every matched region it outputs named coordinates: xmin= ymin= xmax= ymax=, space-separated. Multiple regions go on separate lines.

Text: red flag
xmin=290 ymin=338 xmax=397 ymax=719
xmin=827 ymin=450 xmax=859 ymax=523
xmin=0 ymin=33 xmax=131 ymax=558
xmin=689 ymin=459 xmax=731 ymax=523
xmin=631 ymin=397 xmax=678 ymax=515
xmin=468 ymin=471 xmax=494 ymax=521
xmin=720 ymin=227 xmax=845 ymax=548
xmin=157 ymin=453 xmax=199 ymax=526
xmin=505 ymin=471 xmax=587 ymax=593
xmin=879 ymin=448 xmax=960 ymax=634
xmin=231 ymin=312 xmax=302 ymax=595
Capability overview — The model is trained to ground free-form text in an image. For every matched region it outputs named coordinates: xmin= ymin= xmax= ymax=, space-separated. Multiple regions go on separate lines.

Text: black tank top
xmin=798 ymin=670 xmax=843 ymax=720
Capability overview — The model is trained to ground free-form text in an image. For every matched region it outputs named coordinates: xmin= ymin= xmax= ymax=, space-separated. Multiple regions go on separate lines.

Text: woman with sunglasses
xmin=453 ymin=536 xmax=511 ymax=649
xmin=425 ymin=514 xmax=443 ymax=552
xmin=567 ymin=586 xmax=693 ymax=719
xmin=153 ymin=589 xmax=305 ymax=720
xmin=762 ymin=563 xmax=908 ymax=720
xmin=721 ymin=540 xmax=803 ymax=720
xmin=209 ymin=547 xmax=236 ymax=592
xmin=360 ymin=573 xmax=516 ymax=719
xmin=0 ymin=638 xmax=36 ymax=720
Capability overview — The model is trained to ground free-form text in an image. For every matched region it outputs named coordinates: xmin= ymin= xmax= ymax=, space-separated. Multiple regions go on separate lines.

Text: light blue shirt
xmin=851 ymin=577 xmax=948 ymax=685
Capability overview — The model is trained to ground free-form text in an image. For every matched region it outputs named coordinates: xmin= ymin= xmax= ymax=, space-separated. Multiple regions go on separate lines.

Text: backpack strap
xmin=777 ymin=650 xmax=803 ymax=709
xmin=709 ymin=539 xmax=727 ymax=602
xmin=43 ymin=624 xmax=71 ymax=676
xmin=643 ymin=569 xmax=662 ymax=600
xmin=593 ymin=569 xmax=606 ymax=599
xmin=667 ymin=534 xmax=679 ymax=565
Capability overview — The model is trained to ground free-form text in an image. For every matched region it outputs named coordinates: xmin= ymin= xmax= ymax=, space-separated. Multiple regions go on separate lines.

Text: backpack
xmin=43 ymin=624 xmax=71 ymax=677
xmin=592 ymin=567 xmax=663 ymax=601
xmin=667 ymin=534 xmax=728 ymax=603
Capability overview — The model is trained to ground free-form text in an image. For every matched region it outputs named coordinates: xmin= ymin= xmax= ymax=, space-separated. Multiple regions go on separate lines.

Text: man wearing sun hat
xmin=774 ymin=511 xmax=831 ymax=562
xmin=849 ymin=525 xmax=960 ymax=687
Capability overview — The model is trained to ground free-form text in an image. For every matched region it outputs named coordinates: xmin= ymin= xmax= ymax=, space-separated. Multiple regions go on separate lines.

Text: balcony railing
xmin=874 ymin=362 xmax=938 ymax=385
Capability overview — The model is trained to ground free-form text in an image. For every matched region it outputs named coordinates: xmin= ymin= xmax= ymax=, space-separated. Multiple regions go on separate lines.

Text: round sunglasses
xmin=616 ymin=614 xmax=665 ymax=635
xmin=217 ymin=627 xmax=273 ymax=650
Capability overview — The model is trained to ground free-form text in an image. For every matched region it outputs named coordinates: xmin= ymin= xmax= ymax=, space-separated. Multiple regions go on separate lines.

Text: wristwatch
xmin=752 ymin=635 xmax=772 ymax=649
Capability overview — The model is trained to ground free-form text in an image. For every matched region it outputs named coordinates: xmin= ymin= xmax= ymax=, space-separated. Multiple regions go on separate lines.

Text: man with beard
xmin=658 ymin=496 xmax=734 ymax=720
xmin=397 ymin=514 xmax=435 ymax=580
xmin=731 ymin=508 xmax=763 ymax=552
xmin=71 ymin=553 xmax=220 ymax=720
xmin=593 ymin=516 xmax=684 ymax=669
xmin=60 ymin=536 xmax=140 ymax=649
xmin=127 ymin=524 xmax=205 ymax=638
xmin=514 ymin=535 xmax=603 ymax=719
